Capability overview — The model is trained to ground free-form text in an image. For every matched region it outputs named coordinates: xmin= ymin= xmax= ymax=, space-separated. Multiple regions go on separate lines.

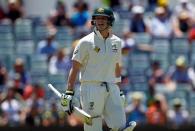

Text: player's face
xmin=94 ymin=16 xmax=109 ymax=31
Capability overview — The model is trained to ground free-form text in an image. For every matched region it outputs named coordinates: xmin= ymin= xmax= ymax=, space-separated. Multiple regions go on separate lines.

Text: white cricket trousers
xmin=80 ymin=82 xmax=126 ymax=131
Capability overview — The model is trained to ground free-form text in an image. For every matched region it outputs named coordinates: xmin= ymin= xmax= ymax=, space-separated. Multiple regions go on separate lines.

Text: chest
xmin=88 ymin=39 xmax=119 ymax=63
xmin=92 ymin=38 xmax=118 ymax=53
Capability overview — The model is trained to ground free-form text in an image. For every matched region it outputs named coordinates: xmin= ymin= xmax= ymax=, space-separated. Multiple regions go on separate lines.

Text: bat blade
xmin=48 ymin=84 xmax=92 ymax=125
xmin=73 ymin=106 xmax=92 ymax=125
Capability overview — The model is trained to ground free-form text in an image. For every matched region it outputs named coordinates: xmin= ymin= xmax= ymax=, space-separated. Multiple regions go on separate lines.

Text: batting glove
xmin=61 ymin=90 xmax=74 ymax=115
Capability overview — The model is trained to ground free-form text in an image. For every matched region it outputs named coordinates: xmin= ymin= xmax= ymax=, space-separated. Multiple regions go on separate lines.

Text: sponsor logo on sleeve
xmin=112 ymin=43 xmax=118 ymax=52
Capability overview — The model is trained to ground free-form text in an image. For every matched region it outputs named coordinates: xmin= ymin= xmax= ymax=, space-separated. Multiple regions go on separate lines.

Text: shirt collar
xmin=94 ymin=27 xmax=112 ymax=40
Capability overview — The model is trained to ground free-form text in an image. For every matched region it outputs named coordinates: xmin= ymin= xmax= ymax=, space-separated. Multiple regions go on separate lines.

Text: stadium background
xmin=0 ymin=0 xmax=195 ymax=130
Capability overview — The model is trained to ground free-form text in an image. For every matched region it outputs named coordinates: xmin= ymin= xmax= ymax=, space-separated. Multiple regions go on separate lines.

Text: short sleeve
xmin=72 ymin=40 xmax=88 ymax=64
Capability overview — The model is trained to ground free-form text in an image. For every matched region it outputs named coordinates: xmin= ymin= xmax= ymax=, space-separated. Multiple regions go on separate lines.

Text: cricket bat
xmin=48 ymin=84 xmax=92 ymax=125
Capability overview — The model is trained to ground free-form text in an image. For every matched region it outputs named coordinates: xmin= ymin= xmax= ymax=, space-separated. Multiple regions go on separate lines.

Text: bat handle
xmin=48 ymin=84 xmax=62 ymax=98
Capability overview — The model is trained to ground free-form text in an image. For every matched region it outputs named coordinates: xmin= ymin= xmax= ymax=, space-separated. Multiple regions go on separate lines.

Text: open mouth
xmin=97 ymin=24 xmax=104 ymax=26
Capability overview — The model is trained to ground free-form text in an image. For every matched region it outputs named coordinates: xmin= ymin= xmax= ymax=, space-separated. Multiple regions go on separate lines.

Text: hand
xmin=61 ymin=90 xmax=74 ymax=114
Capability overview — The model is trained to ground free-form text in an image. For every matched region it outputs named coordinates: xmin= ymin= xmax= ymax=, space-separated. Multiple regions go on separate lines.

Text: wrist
xmin=65 ymin=90 xmax=74 ymax=95
xmin=115 ymin=77 xmax=121 ymax=83
xmin=120 ymin=90 xmax=124 ymax=96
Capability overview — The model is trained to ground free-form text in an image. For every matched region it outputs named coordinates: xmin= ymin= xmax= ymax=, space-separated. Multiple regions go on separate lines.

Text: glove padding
xmin=61 ymin=90 xmax=74 ymax=115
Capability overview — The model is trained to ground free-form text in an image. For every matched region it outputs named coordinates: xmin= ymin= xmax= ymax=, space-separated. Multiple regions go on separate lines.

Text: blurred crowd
xmin=0 ymin=0 xmax=195 ymax=129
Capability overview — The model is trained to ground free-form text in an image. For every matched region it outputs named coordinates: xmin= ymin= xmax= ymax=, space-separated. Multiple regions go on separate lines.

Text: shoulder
xmin=80 ymin=32 xmax=94 ymax=42
xmin=75 ymin=32 xmax=94 ymax=49
xmin=111 ymin=34 xmax=122 ymax=42
xmin=110 ymin=34 xmax=122 ymax=46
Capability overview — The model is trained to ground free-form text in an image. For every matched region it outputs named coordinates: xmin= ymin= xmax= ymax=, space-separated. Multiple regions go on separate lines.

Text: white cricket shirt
xmin=72 ymin=29 xmax=122 ymax=83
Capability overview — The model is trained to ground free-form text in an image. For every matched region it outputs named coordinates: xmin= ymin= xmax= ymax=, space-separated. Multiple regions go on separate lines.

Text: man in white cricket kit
xmin=60 ymin=7 xmax=136 ymax=131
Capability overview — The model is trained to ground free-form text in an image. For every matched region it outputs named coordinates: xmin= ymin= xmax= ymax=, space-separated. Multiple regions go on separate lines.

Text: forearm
xmin=115 ymin=63 xmax=121 ymax=88
xmin=67 ymin=68 xmax=78 ymax=91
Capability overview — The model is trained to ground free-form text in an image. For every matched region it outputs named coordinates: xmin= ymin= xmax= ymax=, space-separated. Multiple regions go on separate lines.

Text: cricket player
xmin=61 ymin=7 xmax=136 ymax=131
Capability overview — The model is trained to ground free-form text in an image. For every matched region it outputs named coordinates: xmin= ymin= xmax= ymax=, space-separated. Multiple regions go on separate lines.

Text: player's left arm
xmin=115 ymin=63 xmax=121 ymax=87
xmin=115 ymin=40 xmax=126 ymax=106
xmin=115 ymin=39 xmax=122 ymax=87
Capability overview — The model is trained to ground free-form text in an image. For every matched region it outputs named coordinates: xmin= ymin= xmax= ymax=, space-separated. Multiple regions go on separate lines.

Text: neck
xmin=99 ymin=30 xmax=109 ymax=39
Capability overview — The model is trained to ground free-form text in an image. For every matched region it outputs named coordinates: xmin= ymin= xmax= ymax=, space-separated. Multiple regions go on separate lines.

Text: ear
xmin=108 ymin=21 xmax=112 ymax=26
xmin=91 ymin=20 xmax=94 ymax=25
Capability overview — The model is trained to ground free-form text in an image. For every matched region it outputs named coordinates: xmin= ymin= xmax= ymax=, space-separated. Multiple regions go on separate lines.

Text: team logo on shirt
xmin=112 ymin=44 xmax=118 ymax=52
xmin=94 ymin=46 xmax=100 ymax=53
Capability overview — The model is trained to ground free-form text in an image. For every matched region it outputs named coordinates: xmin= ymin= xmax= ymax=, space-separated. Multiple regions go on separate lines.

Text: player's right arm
xmin=67 ymin=39 xmax=88 ymax=90
xmin=66 ymin=60 xmax=81 ymax=91
xmin=61 ymin=60 xmax=82 ymax=114
xmin=61 ymin=40 xmax=88 ymax=114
